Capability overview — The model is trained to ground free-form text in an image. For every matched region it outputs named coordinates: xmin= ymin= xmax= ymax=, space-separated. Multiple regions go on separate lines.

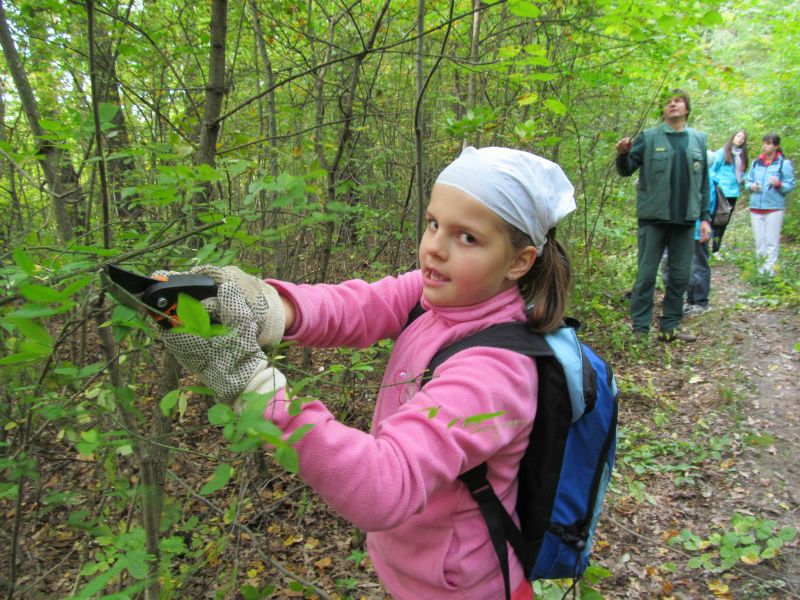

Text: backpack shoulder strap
xmin=422 ymin=322 xmax=551 ymax=386
xmin=422 ymin=323 xmax=553 ymax=600
xmin=406 ymin=300 xmax=426 ymax=327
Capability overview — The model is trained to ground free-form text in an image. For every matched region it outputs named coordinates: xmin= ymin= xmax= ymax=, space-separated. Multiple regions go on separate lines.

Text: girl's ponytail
xmin=515 ymin=228 xmax=572 ymax=333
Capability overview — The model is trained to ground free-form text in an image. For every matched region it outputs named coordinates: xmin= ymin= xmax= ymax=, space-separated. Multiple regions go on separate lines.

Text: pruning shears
xmin=101 ymin=264 xmax=218 ymax=329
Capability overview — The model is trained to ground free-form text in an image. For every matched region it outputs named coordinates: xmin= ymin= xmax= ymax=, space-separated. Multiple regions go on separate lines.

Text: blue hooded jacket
xmin=746 ymin=153 xmax=795 ymax=210
xmin=710 ymin=147 xmax=745 ymax=198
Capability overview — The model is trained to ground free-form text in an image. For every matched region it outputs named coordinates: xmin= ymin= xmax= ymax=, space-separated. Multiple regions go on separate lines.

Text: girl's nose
xmin=423 ymin=230 xmax=446 ymax=259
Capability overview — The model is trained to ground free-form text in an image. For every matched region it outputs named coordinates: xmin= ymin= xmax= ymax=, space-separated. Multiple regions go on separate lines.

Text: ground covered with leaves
xmin=4 ymin=249 xmax=799 ymax=600
xmin=590 ymin=260 xmax=800 ymax=600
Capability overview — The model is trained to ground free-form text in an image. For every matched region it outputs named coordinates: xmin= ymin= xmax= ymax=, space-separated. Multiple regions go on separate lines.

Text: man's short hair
xmin=660 ymin=88 xmax=691 ymax=117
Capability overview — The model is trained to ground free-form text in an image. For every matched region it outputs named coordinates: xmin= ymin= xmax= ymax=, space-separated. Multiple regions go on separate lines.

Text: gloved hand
xmin=155 ymin=281 xmax=286 ymax=407
xmin=152 ymin=264 xmax=286 ymax=348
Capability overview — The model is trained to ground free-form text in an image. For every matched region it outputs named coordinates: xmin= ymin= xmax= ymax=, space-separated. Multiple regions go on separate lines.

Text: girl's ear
xmin=507 ymin=245 xmax=537 ymax=281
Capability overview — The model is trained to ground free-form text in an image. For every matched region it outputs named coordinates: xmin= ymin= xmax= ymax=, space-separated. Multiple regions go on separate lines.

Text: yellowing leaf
xmin=283 ymin=534 xmax=303 ymax=546
xmin=305 ymin=537 xmax=320 ymax=550
xmin=740 ymin=554 xmax=761 ymax=565
xmin=314 ymin=556 xmax=333 ymax=569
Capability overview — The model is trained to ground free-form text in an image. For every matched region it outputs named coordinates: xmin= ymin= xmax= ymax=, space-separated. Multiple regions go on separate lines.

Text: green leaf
xmin=98 ymin=102 xmax=120 ymax=124
xmin=173 ymin=293 xmax=211 ymax=336
xmin=12 ymin=249 xmax=37 ymax=275
xmin=68 ymin=245 xmax=119 ymax=257
xmin=208 ymin=403 xmax=235 ymax=426
xmin=463 ymin=411 xmax=506 ymax=426
xmin=543 ymin=98 xmax=567 ymax=115
xmin=160 ymin=390 xmax=181 ymax=415
xmin=0 ymin=351 xmax=44 ymax=365
xmin=275 ymin=446 xmax=299 ymax=473
xmin=125 ymin=549 xmax=150 ymax=579
xmin=508 ymin=0 xmax=541 ymax=18
xmin=286 ymin=423 xmax=314 ymax=445
xmin=60 ymin=276 xmax=94 ymax=298
xmin=199 ymin=463 xmax=234 ymax=495
xmin=240 ymin=585 xmax=260 ymax=600
xmin=8 ymin=301 xmax=74 ymax=319
xmin=18 ymin=339 xmax=50 ymax=357
xmin=18 ymin=283 xmax=62 ymax=303
xmin=73 ymin=557 xmax=127 ymax=599
xmin=160 ymin=536 xmax=189 ymax=555
xmin=13 ymin=318 xmax=52 ymax=346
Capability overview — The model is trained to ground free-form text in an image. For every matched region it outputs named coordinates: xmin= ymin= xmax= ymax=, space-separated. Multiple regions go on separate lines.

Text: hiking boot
xmin=632 ymin=329 xmax=648 ymax=342
xmin=658 ymin=329 xmax=697 ymax=343
xmin=682 ymin=304 xmax=708 ymax=317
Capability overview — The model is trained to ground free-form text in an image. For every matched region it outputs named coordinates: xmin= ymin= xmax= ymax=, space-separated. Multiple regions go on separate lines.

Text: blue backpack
xmin=418 ymin=317 xmax=618 ymax=600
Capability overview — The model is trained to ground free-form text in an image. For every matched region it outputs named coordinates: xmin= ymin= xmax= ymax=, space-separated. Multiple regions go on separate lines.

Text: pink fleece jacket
xmin=264 ymin=270 xmax=537 ymax=600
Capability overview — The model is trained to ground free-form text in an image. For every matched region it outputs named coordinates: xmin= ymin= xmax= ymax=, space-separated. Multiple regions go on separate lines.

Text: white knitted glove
xmin=189 ymin=265 xmax=285 ymax=348
xmin=155 ymin=281 xmax=286 ymax=406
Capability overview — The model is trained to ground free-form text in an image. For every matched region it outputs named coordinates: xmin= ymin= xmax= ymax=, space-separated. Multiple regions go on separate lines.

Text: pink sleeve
xmin=264 ymin=347 xmax=536 ymax=532
xmin=266 ymin=271 xmax=423 ymax=348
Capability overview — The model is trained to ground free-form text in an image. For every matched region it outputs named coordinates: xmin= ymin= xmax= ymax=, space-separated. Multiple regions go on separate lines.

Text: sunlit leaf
xmin=199 ymin=463 xmax=234 ymax=495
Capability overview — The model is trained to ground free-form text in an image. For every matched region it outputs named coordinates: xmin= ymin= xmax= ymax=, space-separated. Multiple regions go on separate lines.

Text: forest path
xmin=596 ymin=256 xmax=800 ymax=599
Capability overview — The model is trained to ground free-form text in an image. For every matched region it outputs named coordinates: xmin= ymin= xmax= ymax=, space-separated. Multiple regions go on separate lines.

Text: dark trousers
xmin=712 ymin=197 xmax=737 ymax=252
xmin=632 ymin=223 xmax=695 ymax=333
xmin=687 ymin=241 xmax=711 ymax=307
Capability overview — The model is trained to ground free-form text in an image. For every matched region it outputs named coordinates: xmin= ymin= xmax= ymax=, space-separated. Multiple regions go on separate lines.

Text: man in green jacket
xmin=616 ymin=89 xmax=712 ymax=342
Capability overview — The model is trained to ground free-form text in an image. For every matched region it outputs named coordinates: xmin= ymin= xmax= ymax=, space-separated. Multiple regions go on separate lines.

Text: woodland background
xmin=1 ymin=0 xmax=799 ymax=598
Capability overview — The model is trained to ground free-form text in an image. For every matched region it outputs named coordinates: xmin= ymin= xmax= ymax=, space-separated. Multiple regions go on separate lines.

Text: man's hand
xmin=616 ymin=137 xmax=633 ymax=155
xmin=699 ymin=221 xmax=712 ymax=244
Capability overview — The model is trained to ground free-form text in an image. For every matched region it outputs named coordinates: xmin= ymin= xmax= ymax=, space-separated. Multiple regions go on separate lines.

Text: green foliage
xmin=2 ymin=0 xmax=799 ymax=596
xmin=616 ymin=420 xmax=738 ymax=493
xmin=533 ymin=564 xmax=611 ymax=599
xmin=669 ymin=514 xmax=798 ymax=573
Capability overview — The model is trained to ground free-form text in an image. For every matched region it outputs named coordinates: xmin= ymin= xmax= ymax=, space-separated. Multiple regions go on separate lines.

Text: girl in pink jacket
xmin=158 ymin=147 xmax=577 ymax=599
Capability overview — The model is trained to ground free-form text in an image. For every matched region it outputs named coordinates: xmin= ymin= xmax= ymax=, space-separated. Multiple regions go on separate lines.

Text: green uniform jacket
xmin=616 ymin=124 xmax=710 ymax=222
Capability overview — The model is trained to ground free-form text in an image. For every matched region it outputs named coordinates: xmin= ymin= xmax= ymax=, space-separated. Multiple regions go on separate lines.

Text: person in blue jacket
xmin=684 ymin=154 xmax=718 ymax=314
xmin=745 ymin=134 xmax=795 ymax=276
xmin=709 ymin=130 xmax=748 ymax=252
xmin=663 ymin=151 xmax=716 ymax=315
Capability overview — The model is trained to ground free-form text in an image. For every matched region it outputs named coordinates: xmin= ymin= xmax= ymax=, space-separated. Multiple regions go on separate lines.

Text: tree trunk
xmin=315 ymin=0 xmax=392 ymax=283
xmin=93 ymin=1 xmax=143 ymax=224
xmin=249 ymin=0 xmax=286 ymax=277
xmin=463 ymin=0 xmax=483 ymax=150
xmin=0 ymin=0 xmax=76 ymax=244
xmin=415 ymin=0 xmax=426 ymax=250
xmin=194 ymin=0 xmax=228 ymax=212
xmin=0 ymin=80 xmax=22 ymax=237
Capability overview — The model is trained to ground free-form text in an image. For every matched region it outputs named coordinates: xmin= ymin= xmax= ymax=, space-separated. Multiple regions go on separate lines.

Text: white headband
xmin=435 ymin=146 xmax=576 ymax=252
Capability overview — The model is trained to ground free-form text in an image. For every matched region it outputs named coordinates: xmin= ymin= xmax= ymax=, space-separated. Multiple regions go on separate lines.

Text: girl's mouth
xmin=423 ymin=267 xmax=449 ymax=285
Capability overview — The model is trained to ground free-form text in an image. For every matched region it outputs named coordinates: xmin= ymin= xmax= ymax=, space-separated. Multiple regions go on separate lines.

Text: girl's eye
xmin=460 ymin=232 xmax=477 ymax=244
xmin=427 ymin=218 xmax=438 ymax=231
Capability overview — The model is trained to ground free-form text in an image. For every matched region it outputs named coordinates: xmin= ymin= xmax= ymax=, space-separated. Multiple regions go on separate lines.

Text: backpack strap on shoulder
xmin=421 ymin=322 xmax=551 ymax=386
xmin=460 ymin=462 xmax=536 ymax=600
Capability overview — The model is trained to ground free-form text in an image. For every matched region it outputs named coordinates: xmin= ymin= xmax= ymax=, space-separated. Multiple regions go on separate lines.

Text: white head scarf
xmin=434 ymin=146 xmax=576 ymax=252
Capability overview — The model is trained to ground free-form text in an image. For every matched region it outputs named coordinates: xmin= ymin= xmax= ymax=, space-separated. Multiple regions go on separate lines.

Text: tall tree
xmin=193 ymin=0 xmax=228 ymax=213
xmin=0 ymin=0 xmax=78 ymax=244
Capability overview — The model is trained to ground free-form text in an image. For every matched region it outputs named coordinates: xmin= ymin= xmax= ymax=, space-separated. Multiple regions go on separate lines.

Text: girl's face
xmin=762 ymin=139 xmax=777 ymax=157
xmin=733 ymin=131 xmax=746 ymax=147
xmin=419 ymin=184 xmax=536 ymax=307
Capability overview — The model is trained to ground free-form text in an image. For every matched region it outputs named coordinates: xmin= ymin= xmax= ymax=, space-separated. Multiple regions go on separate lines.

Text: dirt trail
xmin=596 ymin=259 xmax=800 ymax=599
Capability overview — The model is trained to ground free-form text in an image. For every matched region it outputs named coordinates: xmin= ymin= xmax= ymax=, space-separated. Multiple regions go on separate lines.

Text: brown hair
xmin=762 ymin=133 xmax=784 ymax=157
xmin=723 ymin=130 xmax=748 ymax=166
xmin=659 ymin=88 xmax=691 ymax=119
xmin=508 ymin=226 xmax=572 ymax=334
